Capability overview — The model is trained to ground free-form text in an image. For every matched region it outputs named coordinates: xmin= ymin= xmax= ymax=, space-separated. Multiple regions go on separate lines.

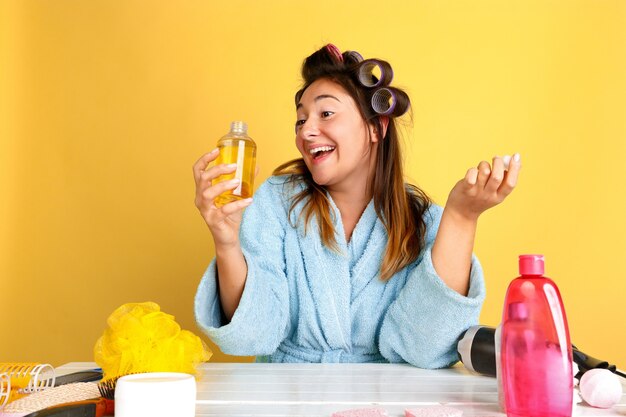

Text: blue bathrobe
xmin=195 ymin=176 xmax=486 ymax=367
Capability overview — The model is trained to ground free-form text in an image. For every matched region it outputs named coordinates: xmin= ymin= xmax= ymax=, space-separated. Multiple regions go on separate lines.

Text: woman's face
xmin=295 ymin=78 xmax=379 ymax=192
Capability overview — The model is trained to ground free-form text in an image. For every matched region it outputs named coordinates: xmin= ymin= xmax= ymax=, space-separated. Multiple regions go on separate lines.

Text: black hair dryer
xmin=457 ymin=325 xmax=625 ymax=380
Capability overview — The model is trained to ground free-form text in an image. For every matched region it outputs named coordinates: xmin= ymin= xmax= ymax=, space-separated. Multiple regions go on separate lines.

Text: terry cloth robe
xmin=195 ymin=175 xmax=486 ymax=367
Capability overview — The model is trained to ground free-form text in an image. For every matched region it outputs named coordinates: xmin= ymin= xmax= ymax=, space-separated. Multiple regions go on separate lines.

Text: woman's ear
xmin=370 ymin=116 xmax=389 ymax=143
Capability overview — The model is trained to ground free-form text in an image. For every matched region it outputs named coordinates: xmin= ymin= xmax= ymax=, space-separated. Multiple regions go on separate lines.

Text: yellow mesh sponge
xmin=94 ymin=302 xmax=212 ymax=380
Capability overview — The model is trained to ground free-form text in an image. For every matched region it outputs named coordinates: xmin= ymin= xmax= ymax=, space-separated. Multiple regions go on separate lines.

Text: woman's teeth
xmin=310 ymin=146 xmax=335 ymax=158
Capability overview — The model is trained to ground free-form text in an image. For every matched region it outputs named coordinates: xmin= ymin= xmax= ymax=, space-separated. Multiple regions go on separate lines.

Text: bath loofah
xmin=94 ymin=302 xmax=212 ymax=381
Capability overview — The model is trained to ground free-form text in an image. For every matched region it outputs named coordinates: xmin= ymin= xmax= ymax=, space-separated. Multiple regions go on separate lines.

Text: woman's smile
xmin=308 ymin=144 xmax=336 ymax=163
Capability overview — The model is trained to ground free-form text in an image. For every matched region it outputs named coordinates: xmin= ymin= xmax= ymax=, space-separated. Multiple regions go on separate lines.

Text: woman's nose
xmin=300 ymin=119 xmax=319 ymax=140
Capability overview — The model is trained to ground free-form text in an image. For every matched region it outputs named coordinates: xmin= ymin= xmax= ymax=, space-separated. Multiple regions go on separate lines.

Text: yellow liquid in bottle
xmin=213 ymin=138 xmax=256 ymax=207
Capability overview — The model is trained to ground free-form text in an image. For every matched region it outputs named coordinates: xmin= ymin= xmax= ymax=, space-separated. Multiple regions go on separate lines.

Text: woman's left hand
xmin=445 ymin=154 xmax=521 ymax=222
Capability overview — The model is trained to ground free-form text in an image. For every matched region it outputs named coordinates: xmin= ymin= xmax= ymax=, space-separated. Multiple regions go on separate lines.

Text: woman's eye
xmin=321 ymin=111 xmax=334 ymax=118
xmin=295 ymin=119 xmax=306 ymax=131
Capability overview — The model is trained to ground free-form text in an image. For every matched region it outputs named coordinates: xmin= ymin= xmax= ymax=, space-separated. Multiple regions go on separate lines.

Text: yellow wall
xmin=1 ymin=0 xmax=624 ymax=369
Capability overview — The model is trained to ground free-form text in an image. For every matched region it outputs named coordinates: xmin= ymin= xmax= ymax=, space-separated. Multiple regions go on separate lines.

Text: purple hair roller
xmin=371 ymin=87 xmax=409 ymax=117
xmin=371 ymin=88 xmax=396 ymax=115
xmin=358 ymin=59 xmax=393 ymax=88
xmin=345 ymin=50 xmax=364 ymax=63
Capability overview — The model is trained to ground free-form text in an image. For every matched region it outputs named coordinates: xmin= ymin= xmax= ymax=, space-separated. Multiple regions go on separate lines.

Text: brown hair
xmin=273 ymin=45 xmax=431 ymax=280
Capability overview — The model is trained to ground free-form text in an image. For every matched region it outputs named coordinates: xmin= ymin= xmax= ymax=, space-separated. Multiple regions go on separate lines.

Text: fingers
xmin=462 ymin=154 xmax=521 ymax=195
xmin=220 ymin=198 xmax=253 ymax=216
xmin=202 ymin=178 xmax=243 ymax=202
xmin=194 ymin=162 xmax=239 ymax=211
xmin=199 ymin=163 xmax=238 ymax=187
xmin=195 ymin=177 xmax=254 ymax=226
xmin=498 ymin=153 xmax=522 ymax=196
xmin=193 ymin=148 xmax=220 ymax=184
xmin=449 ymin=153 xmax=521 ymax=220
xmin=464 ymin=167 xmax=479 ymax=186
xmin=502 ymin=155 xmax=512 ymax=170
xmin=476 ymin=161 xmax=491 ymax=190
xmin=484 ymin=156 xmax=505 ymax=194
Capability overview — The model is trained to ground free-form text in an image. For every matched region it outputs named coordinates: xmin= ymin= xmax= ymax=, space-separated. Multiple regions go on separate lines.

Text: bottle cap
xmin=519 ymin=254 xmax=544 ymax=276
xmin=230 ymin=121 xmax=248 ymax=134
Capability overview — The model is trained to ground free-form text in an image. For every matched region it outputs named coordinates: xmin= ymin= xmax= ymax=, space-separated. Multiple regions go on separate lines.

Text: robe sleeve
xmin=194 ymin=180 xmax=290 ymax=356
xmin=378 ymin=205 xmax=486 ymax=368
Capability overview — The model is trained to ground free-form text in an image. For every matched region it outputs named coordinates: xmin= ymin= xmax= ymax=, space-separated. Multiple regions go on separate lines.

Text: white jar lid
xmin=115 ymin=372 xmax=196 ymax=417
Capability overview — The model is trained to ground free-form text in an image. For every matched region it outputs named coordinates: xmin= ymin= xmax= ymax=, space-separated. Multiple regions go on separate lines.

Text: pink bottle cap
xmin=519 ymin=254 xmax=545 ymax=275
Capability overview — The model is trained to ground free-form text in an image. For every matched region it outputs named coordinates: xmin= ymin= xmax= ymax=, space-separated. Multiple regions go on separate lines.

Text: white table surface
xmin=58 ymin=362 xmax=626 ymax=417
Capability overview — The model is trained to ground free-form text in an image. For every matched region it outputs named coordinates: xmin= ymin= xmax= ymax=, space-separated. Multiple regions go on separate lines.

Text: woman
xmin=193 ymin=44 xmax=520 ymax=367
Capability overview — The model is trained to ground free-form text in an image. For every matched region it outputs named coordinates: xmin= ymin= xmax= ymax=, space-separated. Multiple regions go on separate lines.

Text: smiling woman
xmin=279 ymin=49 xmax=426 ymax=273
xmin=295 ymin=80 xmax=378 ymax=195
xmin=192 ymin=43 xmax=521 ymax=367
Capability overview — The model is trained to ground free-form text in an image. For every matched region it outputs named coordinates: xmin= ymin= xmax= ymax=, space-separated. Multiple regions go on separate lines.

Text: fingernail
xmin=228 ymin=178 xmax=241 ymax=185
xmin=227 ymin=163 xmax=238 ymax=169
xmin=513 ymin=153 xmax=521 ymax=162
xmin=210 ymin=148 xmax=219 ymax=154
xmin=243 ymin=198 xmax=253 ymax=204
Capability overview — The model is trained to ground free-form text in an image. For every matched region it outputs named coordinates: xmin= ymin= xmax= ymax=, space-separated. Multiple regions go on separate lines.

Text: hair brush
xmin=1 ymin=382 xmax=113 ymax=417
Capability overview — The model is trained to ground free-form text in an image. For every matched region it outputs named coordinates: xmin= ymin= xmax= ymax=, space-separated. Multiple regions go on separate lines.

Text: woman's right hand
xmin=193 ymin=149 xmax=254 ymax=249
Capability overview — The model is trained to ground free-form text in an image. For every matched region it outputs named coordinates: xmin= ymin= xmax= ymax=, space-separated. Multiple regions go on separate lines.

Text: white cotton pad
xmin=332 ymin=407 xmax=389 ymax=417
xmin=579 ymin=369 xmax=622 ymax=409
xmin=405 ymin=406 xmax=463 ymax=417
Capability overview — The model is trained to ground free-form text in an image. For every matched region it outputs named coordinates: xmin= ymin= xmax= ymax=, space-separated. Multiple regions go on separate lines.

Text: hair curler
xmin=0 ymin=372 xmax=10 ymax=407
xmin=0 ymin=363 xmax=56 ymax=405
xmin=345 ymin=50 xmax=364 ymax=64
xmin=457 ymin=325 xmax=626 ymax=380
xmin=370 ymin=87 xmax=410 ymax=117
xmin=358 ymin=59 xmax=394 ymax=87
xmin=325 ymin=43 xmax=344 ymax=63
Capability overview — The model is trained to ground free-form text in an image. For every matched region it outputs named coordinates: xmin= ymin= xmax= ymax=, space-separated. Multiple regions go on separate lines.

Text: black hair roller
xmin=370 ymin=87 xmax=410 ymax=117
xmin=344 ymin=50 xmax=364 ymax=64
xmin=357 ymin=59 xmax=394 ymax=88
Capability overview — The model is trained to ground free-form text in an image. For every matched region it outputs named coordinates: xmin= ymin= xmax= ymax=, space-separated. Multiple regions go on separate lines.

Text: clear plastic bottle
xmin=501 ymin=255 xmax=573 ymax=417
xmin=212 ymin=121 xmax=256 ymax=207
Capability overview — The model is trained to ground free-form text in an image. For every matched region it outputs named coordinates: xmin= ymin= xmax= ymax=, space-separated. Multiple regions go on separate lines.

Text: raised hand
xmin=445 ymin=154 xmax=521 ymax=222
xmin=193 ymin=149 xmax=254 ymax=249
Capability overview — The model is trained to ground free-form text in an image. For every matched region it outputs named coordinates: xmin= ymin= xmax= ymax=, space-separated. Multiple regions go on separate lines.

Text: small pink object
xmin=518 ymin=254 xmax=544 ymax=275
xmin=332 ymin=408 xmax=389 ymax=417
xmin=579 ymin=369 xmax=623 ymax=409
xmin=405 ymin=406 xmax=463 ymax=417
xmin=326 ymin=43 xmax=344 ymax=62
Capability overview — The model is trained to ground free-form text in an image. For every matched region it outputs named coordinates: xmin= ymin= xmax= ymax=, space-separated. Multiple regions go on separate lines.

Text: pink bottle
xmin=501 ymin=255 xmax=573 ymax=417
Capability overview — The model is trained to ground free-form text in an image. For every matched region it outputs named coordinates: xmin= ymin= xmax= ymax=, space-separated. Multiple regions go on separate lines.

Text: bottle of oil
xmin=213 ymin=121 xmax=256 ymax=207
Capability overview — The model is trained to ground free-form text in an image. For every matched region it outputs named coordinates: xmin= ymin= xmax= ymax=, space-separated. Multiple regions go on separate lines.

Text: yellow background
xmin=1 ymin=0 xmax=625 ymax=368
